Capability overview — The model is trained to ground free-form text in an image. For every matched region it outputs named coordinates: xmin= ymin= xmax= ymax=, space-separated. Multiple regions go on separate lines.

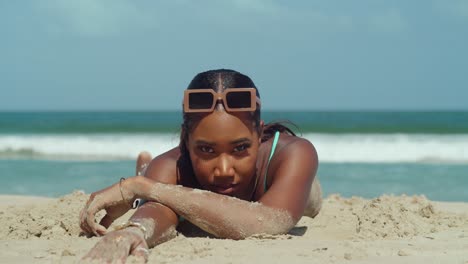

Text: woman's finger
xmin=80 ymin=179 xmax=135 ymax=236
xmin=95 ymin=223 xmax=108 ymax=236
xmin=85 ymin=196 xmax=111 ymax=236
xmin=130 ymin=246 xmax=149 ymax=263
xmin=85 ymin=207 xmax=99 ymax=236
xmin=79 ymin=193 xmax=100 ymax=236
xmin=88 ymin=222 xmax=107 ymax=237
xmin=79 ymin=207 xmax=93 ymax=235
xmin=79 ymin=221 xmax=91 ymax=236
xmin=81 ymin=204 xmax=106 ymax=236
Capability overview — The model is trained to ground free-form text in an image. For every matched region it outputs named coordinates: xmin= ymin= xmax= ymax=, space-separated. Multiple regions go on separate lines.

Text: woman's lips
xmin=211 ymin=184 xmax=237 ymax=194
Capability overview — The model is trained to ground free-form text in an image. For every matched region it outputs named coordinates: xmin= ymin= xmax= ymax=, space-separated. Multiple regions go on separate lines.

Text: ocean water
xmin=1 ymin=111 xmax=467 ymax=201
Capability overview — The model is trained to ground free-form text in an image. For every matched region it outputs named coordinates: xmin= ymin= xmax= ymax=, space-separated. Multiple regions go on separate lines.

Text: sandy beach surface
xmin=1 ymin=191 xmax=467 ymax=264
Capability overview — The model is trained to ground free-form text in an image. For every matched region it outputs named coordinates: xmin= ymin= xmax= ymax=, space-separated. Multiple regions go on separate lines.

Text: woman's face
xmin=186 ymin=110 xmax=261 ymax=199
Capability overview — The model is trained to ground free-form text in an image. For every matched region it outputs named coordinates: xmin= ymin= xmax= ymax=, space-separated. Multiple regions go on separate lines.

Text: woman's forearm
xmin=132 ymin=176 xmax=295 ymax=239
xmin=129 ymin=201 xmax=178 ymax=247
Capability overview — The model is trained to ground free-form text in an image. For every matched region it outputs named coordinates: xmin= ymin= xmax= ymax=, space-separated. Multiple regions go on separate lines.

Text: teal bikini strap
xmin=263 ymin=131 xmax=280 ymax=192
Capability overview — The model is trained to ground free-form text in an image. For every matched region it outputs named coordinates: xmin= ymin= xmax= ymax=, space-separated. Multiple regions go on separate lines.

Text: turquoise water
xmin=1 ymin=111 xmax=467 ymax=201
xmin=1 ymin=111 xmax=468 ymax=134
xmin=1 ymin=160 xmax=467 ymax=201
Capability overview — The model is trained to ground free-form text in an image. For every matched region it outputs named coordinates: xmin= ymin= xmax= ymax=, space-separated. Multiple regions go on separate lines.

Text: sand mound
xmin=0 ymin=191 xmax=88 ymax=240
xmin=319 ymin=194 xmax=468 ymax=239
xmin=0 ymin=193 xmax=467 ymax=263
xmin=1 ymin=192 xmax=466 ymax=241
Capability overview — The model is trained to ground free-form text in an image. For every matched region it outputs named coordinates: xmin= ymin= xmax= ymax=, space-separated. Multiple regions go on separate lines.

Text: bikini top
xmin=263 ymin=131 xmax=280 ymax=192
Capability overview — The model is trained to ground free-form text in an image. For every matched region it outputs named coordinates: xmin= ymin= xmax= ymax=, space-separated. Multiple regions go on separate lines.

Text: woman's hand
xmin=81 ymin=227 xmax=149 ymax=263
xmin=80 ymin=177 xmax=141 ymax=236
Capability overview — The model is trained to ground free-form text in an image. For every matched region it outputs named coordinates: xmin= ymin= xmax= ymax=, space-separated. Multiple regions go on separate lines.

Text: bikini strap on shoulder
xmin=264 ymin=131 xmax=280 ymax=191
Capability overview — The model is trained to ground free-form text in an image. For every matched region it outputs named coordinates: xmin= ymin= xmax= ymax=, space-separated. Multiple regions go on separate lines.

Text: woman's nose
xmin=213 ymin=154 xmax=235 ymax=184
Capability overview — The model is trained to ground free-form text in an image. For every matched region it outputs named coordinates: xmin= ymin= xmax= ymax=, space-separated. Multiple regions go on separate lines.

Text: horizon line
xmin=1 ymin=109 xmax=468 ymax=113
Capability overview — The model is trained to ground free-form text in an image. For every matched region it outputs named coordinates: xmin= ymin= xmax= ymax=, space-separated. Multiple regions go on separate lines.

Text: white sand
xmin=0 ymin=191 xmax=467 ymax=263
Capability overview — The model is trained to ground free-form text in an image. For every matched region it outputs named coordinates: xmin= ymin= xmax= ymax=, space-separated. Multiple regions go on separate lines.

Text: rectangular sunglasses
xmin=183 ymin=88 xmax=261 ymax=113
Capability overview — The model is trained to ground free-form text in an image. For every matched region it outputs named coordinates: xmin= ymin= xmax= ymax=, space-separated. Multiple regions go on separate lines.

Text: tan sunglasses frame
xmin=183 ymin=88 xmax=261 ymax=113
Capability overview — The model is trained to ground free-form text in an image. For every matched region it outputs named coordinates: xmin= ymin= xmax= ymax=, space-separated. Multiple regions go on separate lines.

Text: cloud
xmin=369 ymin=8 xmax=407 ymax=33
xmin=31 ymin=0 xmax=361 ymax=37
xmin=433 ymin=0 xmax=468 ymax=19
xmin=454 ymin=0 xmax=468 ymax=17
xmin=230 ymin=0 xmax=283 ymax=15
xmin=228 ymin=1 xmax=354 ymax=32
xmin=35 ymin=0 xmax=158 ymax=37
xmin=33 ymin=0 xmax=290 ymax=36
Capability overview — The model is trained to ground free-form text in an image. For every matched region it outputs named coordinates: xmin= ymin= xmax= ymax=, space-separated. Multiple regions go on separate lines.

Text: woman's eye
xmin=199 ymin=146 xmax=214 ymax=153
xmin=234 ymin=144 xmax=250 ymax=152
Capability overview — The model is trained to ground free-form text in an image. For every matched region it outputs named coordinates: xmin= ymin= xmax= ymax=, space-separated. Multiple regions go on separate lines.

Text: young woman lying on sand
xmin=79 ymin=69 xmax=322 ymax=262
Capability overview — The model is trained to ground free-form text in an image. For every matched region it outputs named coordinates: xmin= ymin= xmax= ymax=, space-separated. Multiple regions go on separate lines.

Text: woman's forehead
xmin=190 ymin=111 xmax=256 ymax=140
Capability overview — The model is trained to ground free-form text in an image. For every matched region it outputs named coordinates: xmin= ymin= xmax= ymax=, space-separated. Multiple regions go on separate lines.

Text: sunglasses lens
xmin=226 ymin=91 xmax=252 ymax=109
xmin=188 ymin=92 xmax=214 ymax=109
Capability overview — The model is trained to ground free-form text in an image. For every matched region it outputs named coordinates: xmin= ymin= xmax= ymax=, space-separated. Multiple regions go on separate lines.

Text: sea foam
xmin=0 ymin=133 xmax=180 ymax=160
xmin=308 ymin=133 xmax=468 ymax=163
xmin=1 ymin=133 xmax=467 ymax=163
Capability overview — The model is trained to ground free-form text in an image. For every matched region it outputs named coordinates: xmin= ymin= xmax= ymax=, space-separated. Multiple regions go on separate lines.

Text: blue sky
xmin=1 ymin=0 xmax=467 ymax=111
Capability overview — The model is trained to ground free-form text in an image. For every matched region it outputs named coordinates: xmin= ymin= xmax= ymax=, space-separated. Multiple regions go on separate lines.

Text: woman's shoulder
xmin=275 ymin=133 xmax=318 ymax=164
xmin=260 ymin=132 xmax=316 ymax=160
xmin=279 ymin=133 xmax=316 ymax=151
xmin=144 ymin=147 xmax=180 ymax=183
xmin=258 ymin=132 xmax=318 ymax=199
xmin=156 ymin=147 xmax=180 ymax=160
xmin=146 ymin=147 xmax=200 ymax=188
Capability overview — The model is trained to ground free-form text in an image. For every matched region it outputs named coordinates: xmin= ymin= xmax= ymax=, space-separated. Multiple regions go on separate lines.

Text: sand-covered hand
xmin=81 ymin=228 xmax=149 ymax=263
xmin=79 ymin=178 xmax=137 ymax=236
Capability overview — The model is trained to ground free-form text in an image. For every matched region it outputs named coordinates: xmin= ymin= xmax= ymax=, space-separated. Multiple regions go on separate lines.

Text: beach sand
xmin=0 ymin=191 xmax=467 ymax=264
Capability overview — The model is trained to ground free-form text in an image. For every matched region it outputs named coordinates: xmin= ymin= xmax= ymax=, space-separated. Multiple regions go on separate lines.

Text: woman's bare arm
xmin=128 ymin=139 xmax=318 ymax=239
xmin=126 ymin=149 xmax=180 ymax=247
xmin=136 ymin=181 xmax=294 ymax=239
xmin=127 ymin=202 xmax=178 ymax=247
